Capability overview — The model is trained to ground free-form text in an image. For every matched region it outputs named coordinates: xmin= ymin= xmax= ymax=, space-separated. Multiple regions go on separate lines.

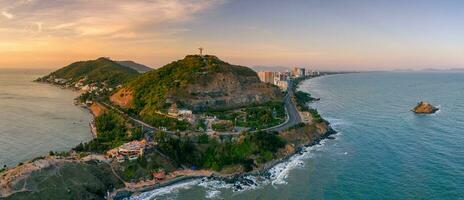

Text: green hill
xmin=116 ymin=60 xmax=152 ymax=73
xmin=39 ymin=57 xmax=140 ymax=87
xmin=110 ymin=55 xmax=282 ymax=115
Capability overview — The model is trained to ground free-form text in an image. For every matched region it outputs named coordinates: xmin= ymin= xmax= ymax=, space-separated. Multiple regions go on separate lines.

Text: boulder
xmin=411 ymin=101 xmax=438 ymax=114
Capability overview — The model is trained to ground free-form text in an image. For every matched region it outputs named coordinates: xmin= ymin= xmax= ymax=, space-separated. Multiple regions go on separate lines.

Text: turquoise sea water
xmin=0 ymin=69 xmax=92 ymax=167
xmin=131 ymin=72 xmax=464 ymax=200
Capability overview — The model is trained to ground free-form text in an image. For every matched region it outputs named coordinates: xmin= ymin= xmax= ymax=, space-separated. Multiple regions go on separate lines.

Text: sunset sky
xmin=1 ymin=0 xmax=463 ymax=70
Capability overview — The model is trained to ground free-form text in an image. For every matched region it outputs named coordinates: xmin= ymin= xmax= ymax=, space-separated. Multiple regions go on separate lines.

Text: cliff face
xmin=110 ymin=55 xmax=282 ymax=112
xmin=178 ymin=66 xmax=280 ymax=110
xmin=411 ymin=101 xmax=439 ymax=114
xmin=280 ymin=121 xmax=334 ymax=148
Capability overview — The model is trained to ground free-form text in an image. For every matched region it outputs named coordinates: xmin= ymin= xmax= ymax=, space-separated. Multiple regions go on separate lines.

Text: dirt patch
xmin=110 ymin=87 xmax=134 ymax=108
xmin=89 ymin=102 xmax=107 ymax=117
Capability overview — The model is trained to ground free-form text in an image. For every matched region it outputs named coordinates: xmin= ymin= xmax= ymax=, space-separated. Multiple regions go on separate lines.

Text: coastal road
xmin=261 ymin=82 xmax=302 ymax=132
xmin=101 ymin=81 xmax=303 ymax=135
xmin=100 ymin=102 xmax=174 ymax=134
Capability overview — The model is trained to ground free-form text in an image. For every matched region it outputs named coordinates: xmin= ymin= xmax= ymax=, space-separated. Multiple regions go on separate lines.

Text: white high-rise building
xmin=292 ymin=67 xmax=306 ymax=77
xmin=257 ymin=71 xmax=275 ymax=84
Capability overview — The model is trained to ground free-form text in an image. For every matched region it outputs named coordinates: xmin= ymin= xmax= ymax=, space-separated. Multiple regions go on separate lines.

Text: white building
xmin=276 ymin=80 xmax=288 ymax=91
xmin=106 ymin=140 xmax=147 ymax=162
xmin=292 ymin=67 xmax=306 ymax=77
xmin=257 ymin=71 xmax=275 ymax=84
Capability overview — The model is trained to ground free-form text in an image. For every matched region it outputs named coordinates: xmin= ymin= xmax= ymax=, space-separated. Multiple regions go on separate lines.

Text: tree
xmin=197 ymin=134 xmax=209 ymax=144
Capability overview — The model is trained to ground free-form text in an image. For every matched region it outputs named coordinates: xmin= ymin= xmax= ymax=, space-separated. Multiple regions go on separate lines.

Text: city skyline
xmin=1 ymin=0 xmax=463 ymax=70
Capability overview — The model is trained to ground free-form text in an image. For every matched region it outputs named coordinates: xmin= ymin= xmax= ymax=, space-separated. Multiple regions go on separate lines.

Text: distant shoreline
xmin=35 ymin=78 xmax=97 ymax=140
xmin=0 ymin=77 xmax=92 ymax=168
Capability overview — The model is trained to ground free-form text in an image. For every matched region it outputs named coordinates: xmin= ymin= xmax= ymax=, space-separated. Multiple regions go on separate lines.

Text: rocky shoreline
xmin=111 ymin=125 xmax=337 ymax=200
xmin=110 ymin=76 xmax=337 ymax=200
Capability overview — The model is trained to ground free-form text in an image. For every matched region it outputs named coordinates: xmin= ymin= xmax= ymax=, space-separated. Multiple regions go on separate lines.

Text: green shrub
xmin=197 ymin=134 xmax=209 ymax=144
xmin=308 ymin=108 xmax=324 ymax=123
xmin=154 ymin=131 xmax=286 ymax=172
xmin=141 ymin=112 xmax=190 ymax=131
xmin=74 ymin=111 xmax=129 ymax=153
xmin=294 ymin=91 xmax=316 ymax=111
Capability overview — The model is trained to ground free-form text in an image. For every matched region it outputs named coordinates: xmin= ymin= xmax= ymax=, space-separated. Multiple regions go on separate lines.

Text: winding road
xmin=260 ymin=81 xmax=302 ymax=132
xmin=101 ymin=79 xmax=303 ymax=135
xmin=100 ymin=102 xmax=156 ymax=132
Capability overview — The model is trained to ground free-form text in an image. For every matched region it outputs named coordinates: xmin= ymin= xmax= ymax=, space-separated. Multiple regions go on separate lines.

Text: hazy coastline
xmin=0 ymin=69 xmax=93 ymax=167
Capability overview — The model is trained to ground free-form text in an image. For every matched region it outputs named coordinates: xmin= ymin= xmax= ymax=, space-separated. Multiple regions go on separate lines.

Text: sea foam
xmin=128 ymin=140 xmax=330 ymax=200
xmin=129 ymin=113 xmax=340 ymax=199
xmin=127 ymin=179 xmax=201 ymax=200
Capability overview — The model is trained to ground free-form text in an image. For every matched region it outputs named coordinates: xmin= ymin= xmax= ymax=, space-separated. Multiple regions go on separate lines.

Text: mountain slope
xmin=39 ymin=57 xmax=139 ymax=87
xmin=110 ymin=55 xmax=282 ymax=115
xmin=116 ymin=60 xmax=152 ymax=73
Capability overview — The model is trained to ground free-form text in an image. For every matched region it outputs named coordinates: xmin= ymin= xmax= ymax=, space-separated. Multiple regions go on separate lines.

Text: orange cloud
xmin=1 ymin=11 xmax=13 ymax=19
xmin=0 ymin=0 xmax=225 ymax=68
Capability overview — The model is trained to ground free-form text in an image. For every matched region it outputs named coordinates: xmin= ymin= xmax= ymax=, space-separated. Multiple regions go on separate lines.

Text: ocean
xmin=128 ymin=72 xmax=464 ymax=200
xmin=0 ymin=68 xmax=92 ymax=167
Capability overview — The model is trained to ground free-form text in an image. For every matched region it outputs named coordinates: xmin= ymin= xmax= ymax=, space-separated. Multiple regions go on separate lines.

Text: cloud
xmin=0 ymin=0 xmax=224 ymax=39
xmin=0 ymin=0 xmax=227 ymax=68
xmin=50 ymin=23 xmax=76 ymax=30
xmin=1 ymin=11 xmax=13 ymax=19
xmin=35 ymin=22 xmax=42 ymax=32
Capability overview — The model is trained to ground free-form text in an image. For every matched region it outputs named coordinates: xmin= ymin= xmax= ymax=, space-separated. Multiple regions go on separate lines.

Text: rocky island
xmin=1 ymin=55 xmax=335 ymax=200
xmin=411 ymin=101 xmax=439 ymax=114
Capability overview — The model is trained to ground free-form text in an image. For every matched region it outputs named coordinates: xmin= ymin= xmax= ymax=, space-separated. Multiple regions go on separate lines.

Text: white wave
xmin=324 ymin=117 xmax=350 ymax=127
xmin=198 ymin=174 xmax=264 ymax=195
xmin=197 ymin=179 xmax=229 ymax=199
xmin=432 ymin=105 xmax=442 ymax=115
xmin=268 ymin=142 xmax=327 ymax=186
xmin=130 ymin=135 xmax=334 ymax=200
xmin=127 ymin=179 xmax=201 ymax=200
xmin=169 ymin=141 xmax=330 ymax=199
xmin=205 ymin=189 xmax=221 ymax=199
xmin=198 ymin=178 xmax=230 ymax=190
